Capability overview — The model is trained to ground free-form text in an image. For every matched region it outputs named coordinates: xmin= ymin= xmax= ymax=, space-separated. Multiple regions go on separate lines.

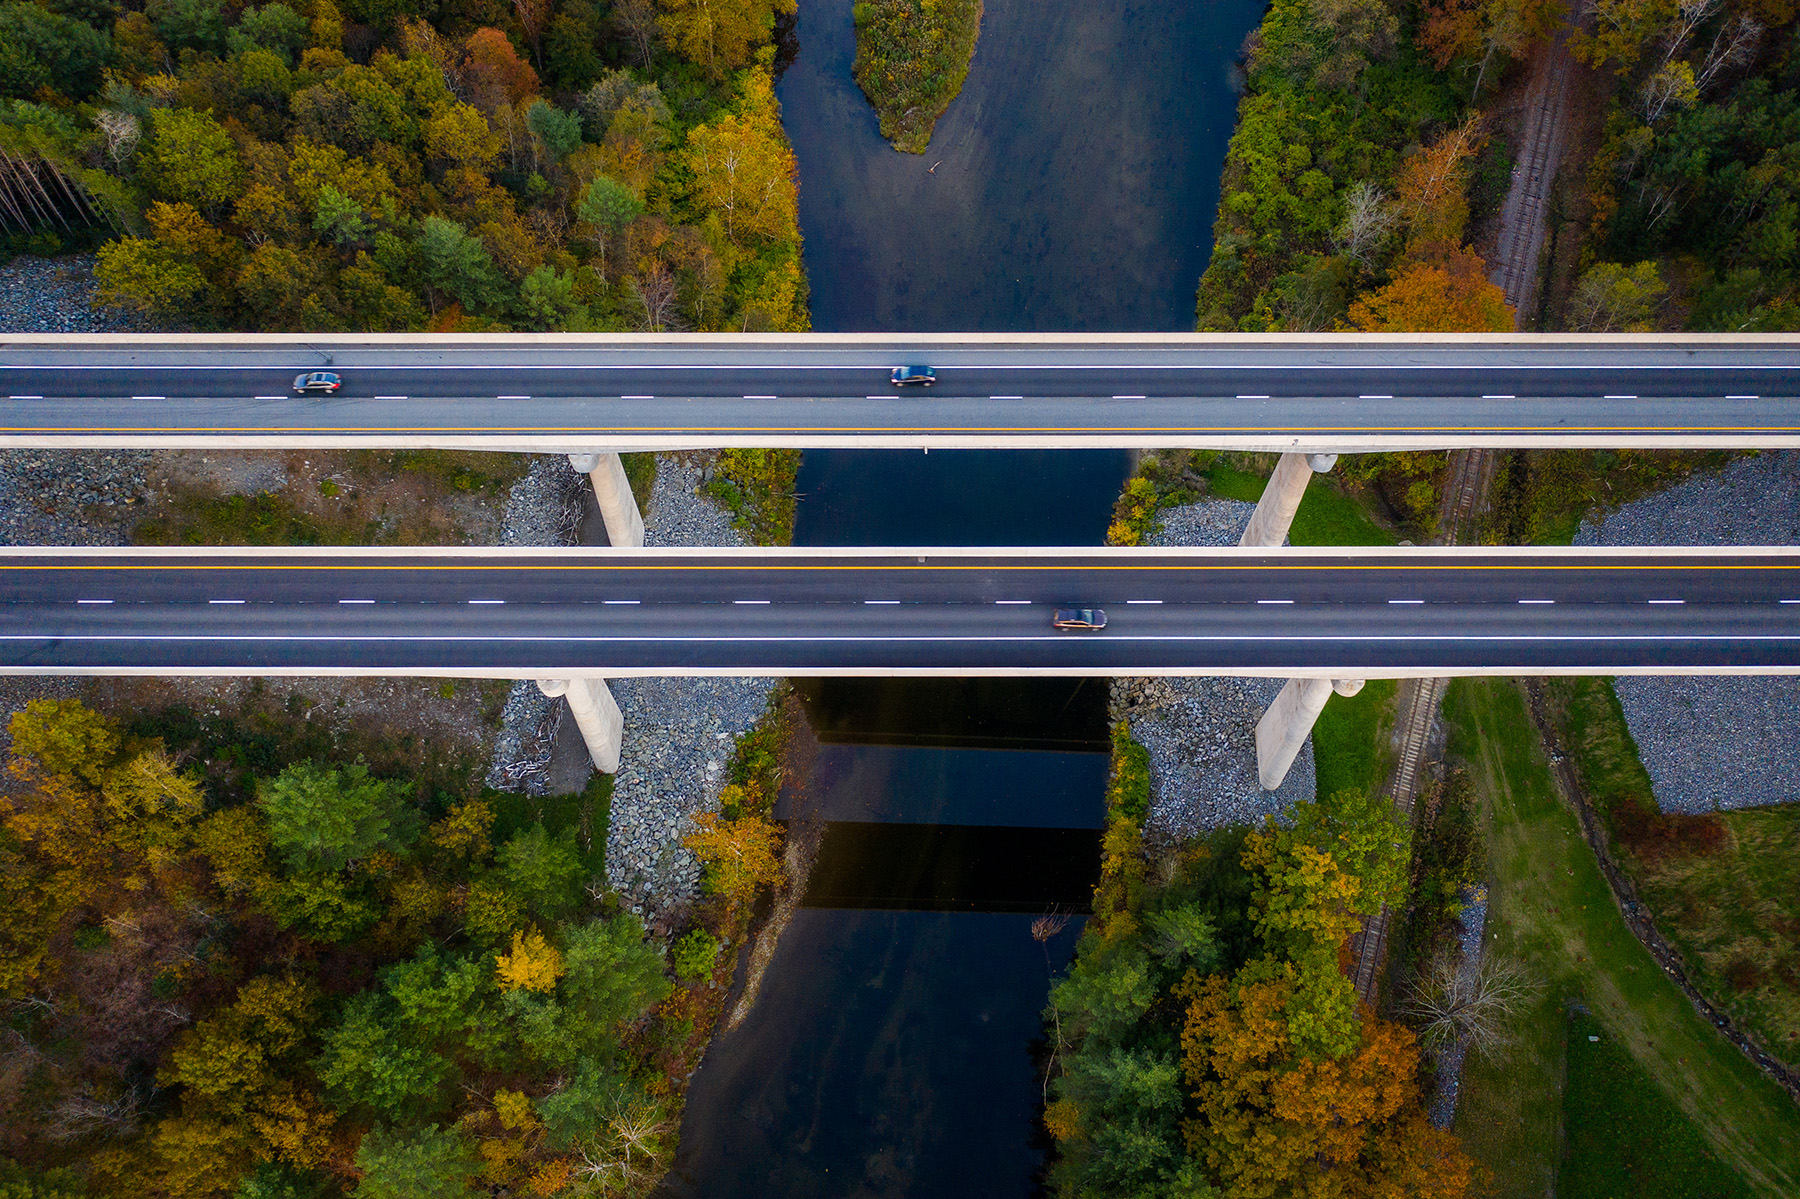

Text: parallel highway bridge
xmin=4 ymin=332 xmax=1800 ymax=451
xmin=3 ymin=546 xmax=1798 ymax=678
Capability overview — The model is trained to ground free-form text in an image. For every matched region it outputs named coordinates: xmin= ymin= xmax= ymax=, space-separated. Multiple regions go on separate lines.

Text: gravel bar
xmin=1574 ymin=451 xmax=1800 ymax=813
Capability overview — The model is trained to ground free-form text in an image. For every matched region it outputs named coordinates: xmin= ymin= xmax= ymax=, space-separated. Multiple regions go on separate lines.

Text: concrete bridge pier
xmin=1239 ymin=452 xmax=1338 ymax=547
xmin=567 ymin=452 xmax=645 ymax=548
xmin=536 ymin=677 xmax=624 ymax=774
xmin=1255 ymin=676 xmax=1364 ymax=790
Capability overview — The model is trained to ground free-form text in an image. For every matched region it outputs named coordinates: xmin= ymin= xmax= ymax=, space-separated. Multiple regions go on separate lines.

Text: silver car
xmin=293 ymin=371 xmax=341 ymax=394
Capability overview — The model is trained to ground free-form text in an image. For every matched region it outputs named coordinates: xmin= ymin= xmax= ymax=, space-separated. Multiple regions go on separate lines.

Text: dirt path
xmin=1490 ymin=9 xmax=1583 ymax=322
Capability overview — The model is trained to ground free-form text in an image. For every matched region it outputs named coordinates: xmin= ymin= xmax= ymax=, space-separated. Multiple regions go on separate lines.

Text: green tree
xmin=256 ymin=760 xmax=418 ymax=872
xmin=516 ymin=265 xmax=585 ymax=330
xmin=352 ymin=1124 xmax=477 ymax=1199
xmin=146 ymin=0 xmax=228 ymax=54
xmin=416 ymin=216 xmax=509 ymax=313
xmin=313 ymin=184 xmax=370 ymax=247
xmin=146 ymin=108 xmax=243 ymax=213
xmin=0 ymin=2 xmax=112 ymax=100
xmin=525 ymin=98 xmax=581 ymax=160
xmin=317 ymin=993 xmax=455 ymax=1120
xmin=227 ymin=2 xmax=308 ymax=61
xmin=495 ymin=822 xmax=585 ymax=922
xmin=578 ymin=174 xmax=644 ymax=235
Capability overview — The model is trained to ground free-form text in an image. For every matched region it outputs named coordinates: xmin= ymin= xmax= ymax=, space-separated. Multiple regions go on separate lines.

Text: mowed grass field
xmin=1447 ymin=679 xmax=1800 ymax=1199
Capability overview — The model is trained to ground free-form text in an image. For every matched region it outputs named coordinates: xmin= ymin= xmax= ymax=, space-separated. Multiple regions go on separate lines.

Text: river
xmin=663 ymin=0 xmax=1265 ymax=1192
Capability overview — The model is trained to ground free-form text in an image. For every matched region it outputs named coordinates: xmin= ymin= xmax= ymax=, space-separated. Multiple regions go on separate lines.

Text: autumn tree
xmin=1567 ymin=260 xmax=1666 ymax=330
xmin=495 ymin=927 xmax=565 ymax=992
xmin=685 ymin=811 xmax=783 ymax=906
xmin=1350 ymin=245 xmax=1514 ymax=331
xmin=355 ymin=1123 xmax=480 ymax=1199
xmin=144 ymin=107 xmax=244 ymax=214
xmin=683 ymin=72 xmax=799 ymax=248
xmin=657 ymin=0 xmax=795 ymax=78
xmin=1179 ymin=973 xmax=1474 ymax=1198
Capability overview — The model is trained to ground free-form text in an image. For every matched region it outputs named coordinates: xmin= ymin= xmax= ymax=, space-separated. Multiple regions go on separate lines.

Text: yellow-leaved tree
xmin=495 ymin=927 xmax=566 ymax=992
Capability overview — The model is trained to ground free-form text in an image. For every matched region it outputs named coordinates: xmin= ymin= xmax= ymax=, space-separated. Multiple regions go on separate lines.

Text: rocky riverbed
xmin=1114 ymin=496 xmax=1316 ymax=839
xmin=1575 ymin=452 xmax=1800 ymax=813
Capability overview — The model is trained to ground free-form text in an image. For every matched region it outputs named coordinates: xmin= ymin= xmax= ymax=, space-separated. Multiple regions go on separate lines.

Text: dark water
xmin=774 ymin=0 xmax=1264 ymax=331
xmin=670 ymin=0 xmax=1265 ymax=1190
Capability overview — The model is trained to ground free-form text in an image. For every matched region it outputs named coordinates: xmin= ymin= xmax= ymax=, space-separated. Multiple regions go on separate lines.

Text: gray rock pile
xmin=1575 ymin=452 xmax=1800 ymax=813
xmin=1114 ymin=496 xmax=1315 ymax=838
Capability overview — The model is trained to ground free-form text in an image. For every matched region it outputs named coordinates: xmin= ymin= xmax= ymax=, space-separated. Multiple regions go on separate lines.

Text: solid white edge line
xmin=1727 ymin=395 xmax=1759 ymax=399
xmin=9 ymin=395 xmax=43 ymax=399
xmin=374 ymin=395 xmax=408 ymax=399
xmin=1112 ymin=395 xmax=1146 ymax=399
xmin=989 ymin=395 xmax=1024 ymax=399
xmin=1604 ymin=395 xmax=1638 ymax=399
xmin=21 ymin=633 xmax=1800 ymax=645
xmin=131 ymin=395 xmax=164 ymax=400
xmin=1359 ymin=394 xmax=1393 ymax=399
xmin=744 ymin=395 xmax=777 ymax=399
xmin=1236 ymin=394 xmax=1270 ymax=399
xmin=496 ymin=395 xmax=531 ymax=399
xmin=1482 ymin=394 xmax=1514 ymax=399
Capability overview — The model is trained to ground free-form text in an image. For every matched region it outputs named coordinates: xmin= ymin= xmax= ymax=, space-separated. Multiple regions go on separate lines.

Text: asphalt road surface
xmin=3 ymin=336 xmax=1799 ymax=449
xmin=4 ymin=547 xmax=1798 ymax=676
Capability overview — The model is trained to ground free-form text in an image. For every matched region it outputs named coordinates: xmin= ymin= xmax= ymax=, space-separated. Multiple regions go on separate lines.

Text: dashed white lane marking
xmin=1782 ymin=599 xmax=1800 ymax=604
xmin=76 ymin=599 xmax=112 ymax=604
xmin=1518 ymin=599 xmax=1554 ymax=604
xmin=468 ymin=599 xmax=504 ymax=604
xmin=1126 ymin=599 xmax=1162 ymax=604
xmin=209 ymin=599 xmax=245 ymax=604
xmin=603 ymin=599 xmax=640 ymax=605
xmin=994 ymin=600 xmax=1031 ymax=605
xmin=1257 ymin=599 xmax=1293 ymax=604
xmin=339 ymin=599 xmax=374 ymax=604
xmin=1388 ymin=599 xmax=1425 ymax=605
xmin=1648 ymin=598 xmax=1685 ymax=604
xmin=864 ymin=600 xmax=899 ymax=604
xmin=734 ymin=599 xmax=770 ymax=604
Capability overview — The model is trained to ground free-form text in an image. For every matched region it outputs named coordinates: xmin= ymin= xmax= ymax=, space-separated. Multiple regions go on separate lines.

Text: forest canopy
xmin=0 ymin=0 xmax=808 ymax=331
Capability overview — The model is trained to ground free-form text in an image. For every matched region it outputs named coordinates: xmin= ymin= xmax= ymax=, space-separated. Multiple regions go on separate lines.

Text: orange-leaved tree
xmin=1350 ymin=244 xmax=1514 ymax=332
xmin=1179 ymin=970 xmax=1475 ymax=1198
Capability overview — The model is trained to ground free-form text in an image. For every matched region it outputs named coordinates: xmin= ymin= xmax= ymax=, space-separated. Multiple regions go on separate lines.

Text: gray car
xmin=293 ymin=371 xmax=341 ymax=394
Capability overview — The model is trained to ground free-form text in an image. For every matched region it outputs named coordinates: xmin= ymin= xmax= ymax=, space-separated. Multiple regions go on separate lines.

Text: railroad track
xmin=1491 ymin=10 xmax=1580 ymax=315
xmin=1348 ymin=447 xmax=1494 ymax=1004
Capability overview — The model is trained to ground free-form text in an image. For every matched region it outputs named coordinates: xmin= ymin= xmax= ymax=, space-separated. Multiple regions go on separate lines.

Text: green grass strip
xmin=1447 ymin=678 xmax=1800 ymax=1199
